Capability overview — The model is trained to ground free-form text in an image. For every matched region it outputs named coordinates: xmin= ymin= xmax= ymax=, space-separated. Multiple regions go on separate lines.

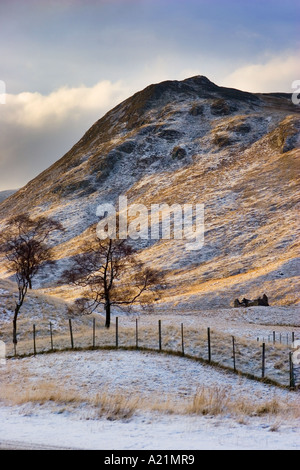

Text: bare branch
xmin=0 ymin=213 xmax=64 ymax=347
xmin=62 ymin=236 xmax=161 ymax=328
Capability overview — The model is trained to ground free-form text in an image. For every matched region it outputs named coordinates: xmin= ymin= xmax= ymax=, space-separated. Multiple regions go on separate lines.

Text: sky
xmin=0 ymin=0 xmax=299 ymax=190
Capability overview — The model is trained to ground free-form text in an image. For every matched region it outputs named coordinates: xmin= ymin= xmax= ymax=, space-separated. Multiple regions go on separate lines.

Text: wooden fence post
xmin=69 ymin=319 xmax=74 ymax=349
xmin=92 ymin=318 xmax=96 ymax=349
xmin=232 ymin=336 xmax=236 ymax=372
xmin=116 ymin=317 xmax=119 ymax=349
xmin=273 ymin=331 xmax=276 ymax=344
xmin=289 ymin=352 xmax=295 ymax=389
xmin=135 ymin=318 xmax=138 ymax=350
xmin=158 ymin=320 xmax=162 ymax=351
xmin=50 ymin=321 xmax=53 ymax=351
xmin=33 ymin=324 xmax=36 ymax=356
xmin=207 ymin=327 xmax=211 ymax=363
xmin=181 ymin=323 xmax=184 ymax=356
xmin=262 ymin=342 xmax=265 ymax=378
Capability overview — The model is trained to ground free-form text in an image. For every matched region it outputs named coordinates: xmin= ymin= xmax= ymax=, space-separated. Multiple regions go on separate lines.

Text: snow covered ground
xmin=0 ymin=350 xmax=299 ymax=450
xmin=0 ymin=279 xmax=299 ymax=449
xmin=0 ymin=405 xmax=299 ymax=450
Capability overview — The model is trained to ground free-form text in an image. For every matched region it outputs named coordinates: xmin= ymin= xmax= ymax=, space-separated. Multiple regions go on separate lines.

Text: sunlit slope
xmin=0 ymin=77 xmax=299 ymax=307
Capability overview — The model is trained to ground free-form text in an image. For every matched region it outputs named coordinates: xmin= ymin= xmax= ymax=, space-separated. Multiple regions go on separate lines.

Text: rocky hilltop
xmin=0 ymin=76 xmax=299 ymax=308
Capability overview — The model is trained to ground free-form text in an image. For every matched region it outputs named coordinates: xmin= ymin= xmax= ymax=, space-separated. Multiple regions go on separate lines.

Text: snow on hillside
xmin=0 ymin=190 xmax=17 ymax=204
xmin=0 ymin=77 xmax=299 ymax=308
xmin=0 ymin=78 xmax=299 ymax=450
xmin=1 ymin=276 xmax=299 ymax=386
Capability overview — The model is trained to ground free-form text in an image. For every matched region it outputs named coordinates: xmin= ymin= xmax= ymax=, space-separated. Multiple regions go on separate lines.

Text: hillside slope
xmin=0 ymin=190 xmax=17 ymax=204
xmin=0 ymin=76 xmax=299 ymax=308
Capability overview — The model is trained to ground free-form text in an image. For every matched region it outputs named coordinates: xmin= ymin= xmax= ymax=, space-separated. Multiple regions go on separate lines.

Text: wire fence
xmin=2 ymin=315 xmax=299 ymax=390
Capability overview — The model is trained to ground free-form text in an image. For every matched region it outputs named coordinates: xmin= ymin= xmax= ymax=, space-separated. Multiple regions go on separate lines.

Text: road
xmin=0 ymin=439 xmax=78 ymax=450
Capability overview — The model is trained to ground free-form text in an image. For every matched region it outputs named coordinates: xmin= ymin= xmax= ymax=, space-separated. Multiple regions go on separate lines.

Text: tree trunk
xmin=13 ymin=283 xmax=27 ymax=355
xmin=105 ymin=300 xmax=111 ymax=329
xmin=13 ymin=304 xmax=21 ymax=355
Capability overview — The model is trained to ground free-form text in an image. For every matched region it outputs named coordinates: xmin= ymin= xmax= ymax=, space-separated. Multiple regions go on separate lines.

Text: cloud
xmin=1 ymin=52 xmax=299 ymax=192
xmin=0 ymin=80 xmax=132 ymax=190
xmin=221 ymin=53 xmax=300 ymax=93
xmin=4 ymin=80 xmax=131 ymax=128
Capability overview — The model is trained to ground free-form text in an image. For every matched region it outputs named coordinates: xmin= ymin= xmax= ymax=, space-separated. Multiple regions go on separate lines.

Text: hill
xmin=0 ymin=76 xmax=299 ymax=308
xmin=0 ymin=190 xmax=17 ymax=204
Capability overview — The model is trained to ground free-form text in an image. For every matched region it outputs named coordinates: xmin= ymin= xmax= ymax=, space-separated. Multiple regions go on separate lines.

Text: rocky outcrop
xmin=234 ymin=294 xmax=269 ymax=307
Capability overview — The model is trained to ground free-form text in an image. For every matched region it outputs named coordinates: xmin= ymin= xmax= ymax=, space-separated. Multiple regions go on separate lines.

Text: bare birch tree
xmin=0 ymin=213 xmax=64 ymax=353
xmin=63 ymin=238 xmax=160 ymax=328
